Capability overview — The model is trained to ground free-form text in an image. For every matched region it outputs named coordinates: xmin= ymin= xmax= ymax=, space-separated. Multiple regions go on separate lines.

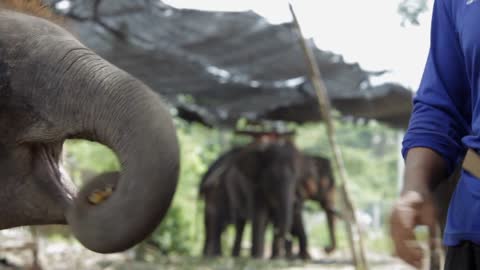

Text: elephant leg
xmin=285 ymin=234 xmax=294 ymax=259
xmin=293 ymin=212 xmax=310 ymax=260
xmin=285 ymin=207 xmax=310 ymax=260
xmin=272 ymin=228 xmax=290 ymax=260
xmin=232 ymin=218 xmax=246 ymax=257
xmin=272 ymin=209 xmax=292 ymax=260
xmin=251 ymin=205 xmax=268 ymax=259
xmin=213 ymin=229 xmax=222 ymax=256
xmin=212 ymin=215 xmax=224 ymax=256
xmin=271 ymin=232 xmax=283 ymax=259
xmin=324 ymin=210 xmax=336 ymax=254
xmin=203 ymin=200 xmax=223 ymax=257
xmin=202 ymin=210 xmax=214 ymax=256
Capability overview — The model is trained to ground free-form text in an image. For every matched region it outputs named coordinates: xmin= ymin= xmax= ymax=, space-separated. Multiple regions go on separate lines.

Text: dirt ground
xmin=0 ymin=229 xmax=415 ymax=270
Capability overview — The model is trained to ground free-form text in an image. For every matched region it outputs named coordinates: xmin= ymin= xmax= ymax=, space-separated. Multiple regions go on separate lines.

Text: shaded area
xmin=55 ymin=0 xmax=413 ymax=128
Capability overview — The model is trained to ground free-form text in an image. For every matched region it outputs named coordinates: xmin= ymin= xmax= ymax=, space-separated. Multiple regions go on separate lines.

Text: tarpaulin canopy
xmin=56 ymin=0 xmax=413 ymax=129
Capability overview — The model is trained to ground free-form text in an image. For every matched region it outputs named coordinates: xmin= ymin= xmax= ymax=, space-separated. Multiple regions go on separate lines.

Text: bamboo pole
xmin=288 ymin=3 xmax=369 ymax=269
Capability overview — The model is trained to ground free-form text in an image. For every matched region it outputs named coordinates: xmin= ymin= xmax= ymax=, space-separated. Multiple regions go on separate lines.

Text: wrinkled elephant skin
xmin=0 ymin=9 xmax=179 ymax=253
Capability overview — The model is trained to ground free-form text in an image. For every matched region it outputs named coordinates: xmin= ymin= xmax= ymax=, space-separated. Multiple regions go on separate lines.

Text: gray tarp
xmin=55 ymin=0 xmax=413 ymax=128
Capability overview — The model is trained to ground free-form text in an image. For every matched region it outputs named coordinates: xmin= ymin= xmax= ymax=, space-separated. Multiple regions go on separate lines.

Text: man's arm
xmin=402 ymin=0 xmax=470 ymax=175
xmin=391 ymin=0 xmax=470 ymax=268
xmin=402 ymin=148 xmax=447 ymax=197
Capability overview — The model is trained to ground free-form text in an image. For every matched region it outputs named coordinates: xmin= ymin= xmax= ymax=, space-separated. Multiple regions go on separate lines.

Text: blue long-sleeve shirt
xmin=402 ymin=0 xmax=480 ymax=246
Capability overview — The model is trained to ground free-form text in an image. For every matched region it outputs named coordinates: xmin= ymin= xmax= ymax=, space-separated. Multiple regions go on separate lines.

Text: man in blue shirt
xmin=390 ymin=0 xmax=480 ymax=268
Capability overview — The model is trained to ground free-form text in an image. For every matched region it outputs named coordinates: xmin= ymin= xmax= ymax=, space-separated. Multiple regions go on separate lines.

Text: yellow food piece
xmin=88 ymin=186 xmax=114 ymax=205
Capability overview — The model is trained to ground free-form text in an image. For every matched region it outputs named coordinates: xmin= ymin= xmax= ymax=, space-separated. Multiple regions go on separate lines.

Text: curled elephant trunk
xmin=60 ymin=52 xmax=179 ymax=253
xmin=25 ymin=45 xmax=180 ymax=252
xmin=1 ymin=11 xmax=179 ymax=253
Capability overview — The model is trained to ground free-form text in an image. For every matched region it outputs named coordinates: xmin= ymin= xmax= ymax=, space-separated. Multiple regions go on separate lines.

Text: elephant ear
xmin=200 ymin=160 xmax=230 ymax=193
xmin=199 ymin=148 xmax=241 ymax=194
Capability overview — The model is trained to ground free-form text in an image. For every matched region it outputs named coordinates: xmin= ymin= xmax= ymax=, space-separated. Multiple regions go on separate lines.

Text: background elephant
xmin=0 ymin=5 xmax=179 ymax=253
xmin=200 ymin=139 xmax=299 ymax=258
xmin=286 ymin=154 xmax=337 ymax=259
xmin=247 ymin=140 xmax=299 ymax=259
xmin=200 ymin=147 xmax=252 ymax=256
xmin=200 ymin=139 xmax=338 ymax=260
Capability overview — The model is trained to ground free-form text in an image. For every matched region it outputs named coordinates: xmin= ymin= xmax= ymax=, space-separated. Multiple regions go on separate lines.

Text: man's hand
xmin=390 ymin=190 xmax=437 ymax=269
xmin=390 ymin=147 xmax=447 ymax=268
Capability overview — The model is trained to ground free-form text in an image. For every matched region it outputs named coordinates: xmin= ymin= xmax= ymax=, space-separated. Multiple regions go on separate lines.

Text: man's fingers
xmin=389 ymin=192 xmax=438 ymax=268
xmin=390 ymin=204 xmax=425 ymax=268
xmin=398 ymin=240 xmax=425 ymax=269
xmin=391 ymin=223 xmax=423 ymax=265
xmin=399 ymin=191 xmax=425 ymax=208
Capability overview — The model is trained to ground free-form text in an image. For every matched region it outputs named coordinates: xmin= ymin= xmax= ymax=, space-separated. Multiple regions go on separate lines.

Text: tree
xmin=398 ymin=0 xmax=429 ymax=26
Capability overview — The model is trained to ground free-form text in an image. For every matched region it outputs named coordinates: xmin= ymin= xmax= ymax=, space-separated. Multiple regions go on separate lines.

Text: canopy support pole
xmin=288 ymin=3 xmax=369 ymax=270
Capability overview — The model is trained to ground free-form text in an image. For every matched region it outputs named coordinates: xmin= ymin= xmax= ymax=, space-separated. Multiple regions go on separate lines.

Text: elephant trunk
xmin=271 ymin=179 xmax=295 ymax=258
xmin=37 ymin=45 xmax=180 ymax=253
xmin=278 ymin=184 xmax=295 ymax=238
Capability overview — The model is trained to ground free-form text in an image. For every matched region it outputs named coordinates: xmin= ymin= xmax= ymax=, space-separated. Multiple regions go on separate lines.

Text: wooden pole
xmin=288 ymin=3 xmax=369 ymax=270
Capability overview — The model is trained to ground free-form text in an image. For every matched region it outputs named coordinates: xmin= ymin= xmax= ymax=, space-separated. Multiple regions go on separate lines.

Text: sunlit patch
xmin=55 ymin=0 xmax=71 ymax=12
xmin=87 ymin=185 xmax=115 ymax=205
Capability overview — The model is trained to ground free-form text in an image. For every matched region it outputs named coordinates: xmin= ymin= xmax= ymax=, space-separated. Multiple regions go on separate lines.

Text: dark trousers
xmin=445 ymin=241 xmax=480 ymax=269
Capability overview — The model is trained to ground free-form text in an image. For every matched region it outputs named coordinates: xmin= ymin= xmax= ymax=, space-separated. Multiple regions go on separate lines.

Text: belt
xmin=463 ymin=149 xmax=480 ymax=179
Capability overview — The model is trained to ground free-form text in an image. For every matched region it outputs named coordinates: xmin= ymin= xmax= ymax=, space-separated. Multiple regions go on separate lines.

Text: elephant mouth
xmin=0 ymin=142 xmax=77 ymax=228
xmin=35 ymin=143 xmax=75 ymax=207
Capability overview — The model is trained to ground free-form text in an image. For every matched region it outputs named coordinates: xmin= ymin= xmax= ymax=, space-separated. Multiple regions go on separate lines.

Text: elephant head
xmin=0 ymin=9 xmax=179 ymax=253
xmin=299 ymin=154 xmax=337 ymax=254
xmin=304 ymin=155 xmax=336 ymax=205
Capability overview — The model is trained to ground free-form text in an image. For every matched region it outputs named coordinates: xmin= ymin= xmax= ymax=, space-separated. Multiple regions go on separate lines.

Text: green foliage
xmin=64 ymin=117 xmax=402 ymax=257
xmin=295 ymin=120 xmax=399 ymax=208
xmin=65 ymin=140 xmax=120 ymax=172
xmin=64 ymin=140 xmax=120 ymax=185
xmin=398 ymin=0 xmax=429 ymax=26
xmin=148 ymin=203 xmax=194 ymax=255
xmin=141 ymin=119 xmax=234 ymax=256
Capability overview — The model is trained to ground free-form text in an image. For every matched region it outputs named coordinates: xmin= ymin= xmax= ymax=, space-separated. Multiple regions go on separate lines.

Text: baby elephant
xmin=285 ymin=154 xmax=337 ymax=260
